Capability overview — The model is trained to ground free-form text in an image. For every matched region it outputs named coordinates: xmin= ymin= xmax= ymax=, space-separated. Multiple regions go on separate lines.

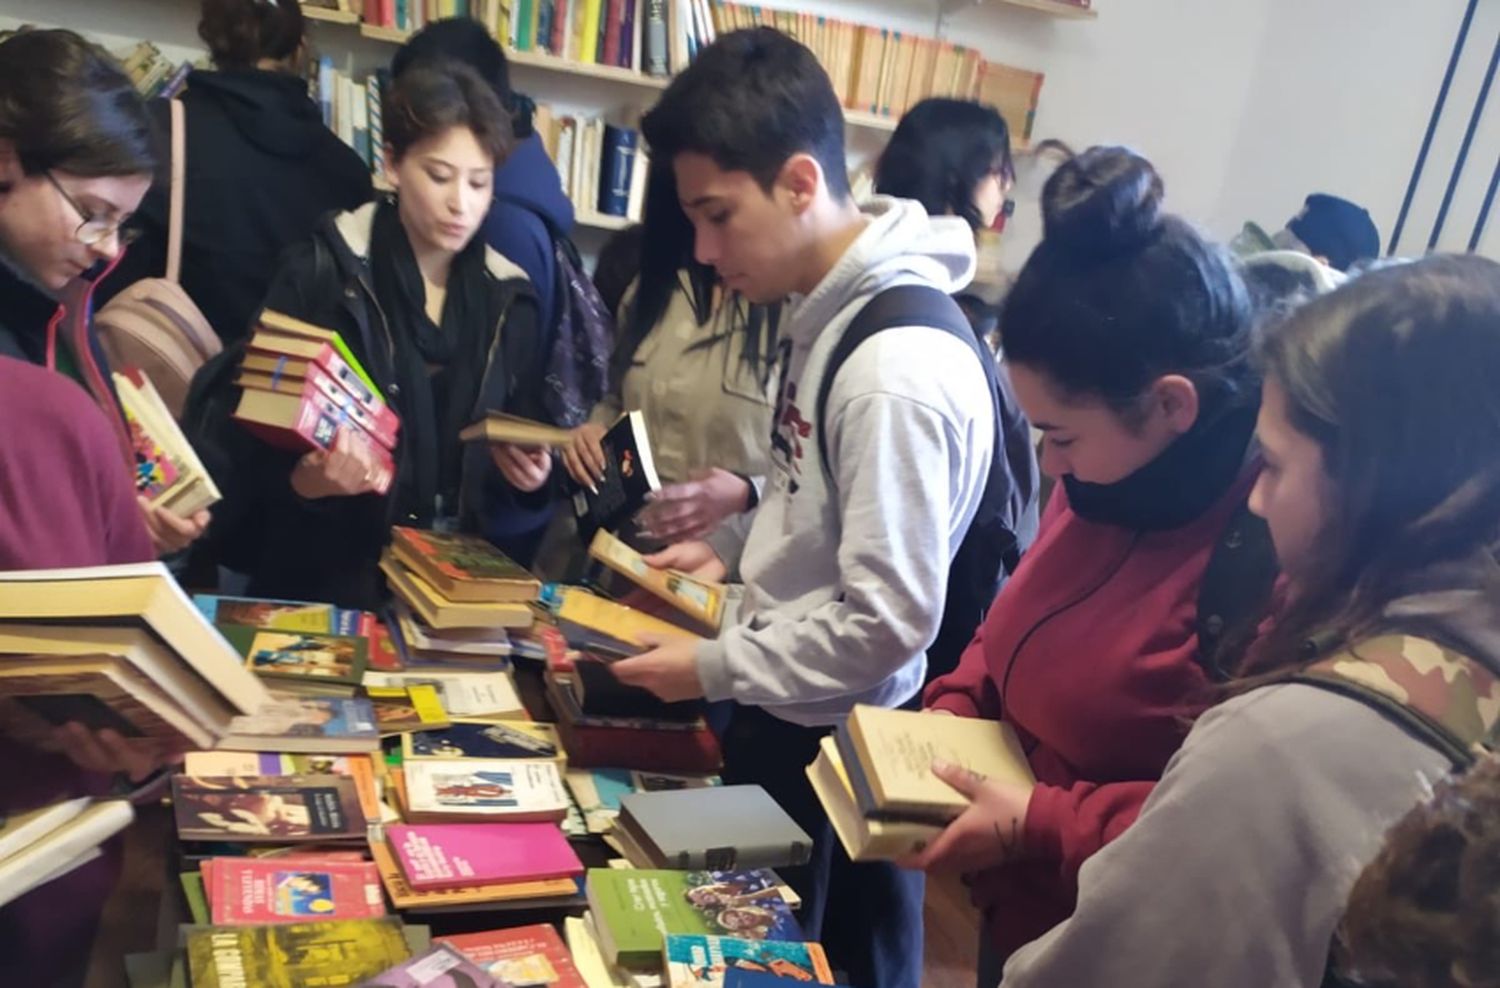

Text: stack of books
xmin=117 ymin=39 xmax=196 ymax=100
xmin=231 ymin=310 xmax=398 ymax=493
xmin=807 ymin=704 xmax=1034 ymax=861
xmin=117 ymin=369 xmax=222 ymax=520
xmin=0 ymin=797 xmax=136 ymax=910
xmin=381 ymin=527 xmax=538 ymax=632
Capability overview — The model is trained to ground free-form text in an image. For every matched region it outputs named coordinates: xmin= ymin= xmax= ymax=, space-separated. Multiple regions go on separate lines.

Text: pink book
xmin=386 ymin=822 xmax=585 ymax=891
xmin=206 ymin=856 xmax=386 ymax=924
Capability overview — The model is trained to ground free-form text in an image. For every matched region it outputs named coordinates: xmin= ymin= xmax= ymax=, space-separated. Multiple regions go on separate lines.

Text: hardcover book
xmin=390 ymin=528 xmax=541 ymax=605
xmin=171 ymin=774 xmax=366 ymax=843
xmin=437 ymin=924 xmax=587 ymax=988
xmin=586 ymin=868 xmax=803 ymax=971
xmin=386 ymin=822 xmax=583 ymax=890
xmin=185 ymin=917 xmax=410 ymax=988
xmin=615 ymin=785 xmax=811 ymax=871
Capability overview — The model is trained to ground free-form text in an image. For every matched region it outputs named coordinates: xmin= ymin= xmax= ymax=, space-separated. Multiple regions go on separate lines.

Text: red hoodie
xmin=924 ymin=464 xmax=1259 ymax=960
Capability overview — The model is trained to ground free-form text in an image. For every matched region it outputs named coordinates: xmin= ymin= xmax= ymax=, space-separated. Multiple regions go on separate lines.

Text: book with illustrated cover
xmin=354 ymin=944 xmax=502 ymax=987
xmin=219 ymin=625 xmax=369 ymax=694
xmin=403 ymin=720 xmax=562 ymax=763
xmin=205 ymin=856 xmax=384 ymax=924
xmin=570 ymin=411 xmax=661 ymax=541
xmin=437 ymin=924 xmax=587 ymax=988
xmin=386 ymin=822 xmax=583 ymax=891
xmin=185 ymin=917 xmax=410 ymax=988
xmin=458 ymin=412 xmax=573 ymax=449
xmin=171 ymin=775 xmax=365 ymax=844
xmin=236 ymin=359 xmax=398 ymax=450
xmin=115 ymin=369 xmax=220 ymax=517
xmin=233 ymin=386 xmax=395 ymax=494
xmin=367 ymin=684 xmax=451 ymax=737
xmin=256 ymin=309 xmax=381 ymax=399
xmin=196 ymin=594 xmax=375 ymax=639
xmin=390 ymin=528 xmax=541 ymax=605
xmin=368 ymin=839 xmax=577 ymax=912
xmin=586 ymin=869 xmax=803 ymax=971
xmin=401 ymin=759 xmax=570 ymax=824
xmin=181 ymin=752 xmax=382 ymax=823
xmin=381 ymin=552 xmax=535 ymax=631
xmin=549 ymin=585 xmax=695 ymax=658
xmin=587 ymin=530 xmax=726 ymax=634
xmin=363 ymin=671 xmax=524 ymax=720
xmin=214 ymin=691 xmax=380 ymax=753
xmin=663 ymin=935 xmax=834 ymax=987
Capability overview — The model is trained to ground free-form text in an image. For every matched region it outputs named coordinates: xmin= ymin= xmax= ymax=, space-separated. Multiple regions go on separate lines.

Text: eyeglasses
xmin=45 ymin=171 xmax=141 ymax=248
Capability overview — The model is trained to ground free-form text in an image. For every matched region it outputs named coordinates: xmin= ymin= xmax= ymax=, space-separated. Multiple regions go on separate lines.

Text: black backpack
xmin=813 ymin=284 xmax=1041 ymax=682
xmin=494 ymin=194 xmax=615 ymax=428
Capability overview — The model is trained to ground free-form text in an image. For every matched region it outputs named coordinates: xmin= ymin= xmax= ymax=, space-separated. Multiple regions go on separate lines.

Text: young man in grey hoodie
xmin=609 ymin=28 xmax=997 ymax=988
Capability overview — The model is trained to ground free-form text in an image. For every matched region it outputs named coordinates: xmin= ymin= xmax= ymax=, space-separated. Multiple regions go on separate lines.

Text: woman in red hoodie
xmin=913 ymin=147 xmax=1266 ymax=978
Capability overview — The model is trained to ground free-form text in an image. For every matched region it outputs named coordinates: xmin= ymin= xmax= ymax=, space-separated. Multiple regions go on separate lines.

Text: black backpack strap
xmin=1195 ymin=498 xmax=1279 ymax=680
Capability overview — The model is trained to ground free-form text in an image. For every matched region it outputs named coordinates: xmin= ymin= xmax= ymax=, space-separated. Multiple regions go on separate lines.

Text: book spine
xmin=579 ymin=0 xmax=603 ymax=63
xmin=601 ymin=0 xmax=623 ymax=66
xmin=644 ymin=0 xmax=668 ymax=76
xmin=304 ymin=364 xmax=400 ymax=449
xmin=551 ymin=0 xmax=570 ymax=56
xmin=367 ymin=75 xmax=386 ymax=183
xmin=620 ymin=0 xmax=638 ymax=68
xmin=537 ymin=0 xmax=555 ymax=53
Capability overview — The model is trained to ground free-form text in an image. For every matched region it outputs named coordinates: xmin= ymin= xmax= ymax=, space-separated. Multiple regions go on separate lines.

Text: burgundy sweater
xmin=0 ymin=356 xmax=154 ymax=986
xmin=925 ymin=465 xmax=1259 ymax=961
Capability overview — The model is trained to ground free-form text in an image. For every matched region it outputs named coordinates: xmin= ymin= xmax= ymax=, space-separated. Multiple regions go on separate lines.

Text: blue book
xmin=598 ymin=125 xmax=638 ymax=217
xmin=316 ymin=57 xmax=335 ymax=129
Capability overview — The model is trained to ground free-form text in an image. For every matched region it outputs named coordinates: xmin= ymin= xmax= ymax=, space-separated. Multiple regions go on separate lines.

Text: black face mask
xmin=1062 ymin=400 xmax=1260 ymax=532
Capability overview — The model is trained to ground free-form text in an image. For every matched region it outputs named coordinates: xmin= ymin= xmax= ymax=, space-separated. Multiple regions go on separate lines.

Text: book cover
xmin=723 ymin=970 xmax=829 ymax=988
xmin=186 ymin=918 xmax=410 ymax=988
xmin=354 ymin=944 xmax=502 ymax=987
xmin=363 ymin=670 xmax=523 ymax=720
xmin=806 ymin=735 xmax=937 ymax=862
xmin=217 ymin=691 xmax=380 ymax=753
xmin=232 ymin=388 xmax=395 ymax=495
xmin=196 ymin=594 xmax=374 ymax=638
xmin=369 ymin=684 xmax=451 ymax=736
xmin=381 ymin=553 xmax=535 ymax=631
xmin=171 ymin=775 xmax=365 ymax=843
xmin=118 ymin=375 xmax=184 ymax=503
xmin=390 ymin=528 xmax=541 ymax=605
xmin=663 ymin=935 xmax=833 ymax=986
xmin=586 ymin=869 xmax=803 ymax=970
xmin=570 ymin=411 xmax=661 ymax=541
xmin=552 ymin=586 xmax=693 ymax=657
xmin=438 ymin=924 xmax=586 ymax=988
xmin=402 ymin=759 xmax=570 ymax=823
xmin=458 ymin=411 xmax=573 ymax=449
xmin=616 ymin=785 xmax=811 ymax=871
xmin=0 ymin=656 xmax=216 ymax=749
xmin=573 ymin=658 xmax=704 ymax=722
xmin=235 ymin=361 xmax=399 ymax=450
xmin=219 ymin=625 xmax=370 ymax=692
xmin=369 ymin=838 xmax=578 ymax=911
xmin=393 ymin=603 xmax=512 ymax=657
xmin=403 ymin=720 xmax=562 ymax=762
xmin=242 ymin=337 xmax=385 ymax=422
xmin=207 ymin=857 xmax=385 ymax=924
xmin=587 ymin=530 xmax=724 ymax=633
xmin=386 ymin=822 xmax=583 ymax=890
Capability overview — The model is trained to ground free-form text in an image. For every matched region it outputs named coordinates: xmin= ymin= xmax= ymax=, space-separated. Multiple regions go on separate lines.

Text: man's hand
xmin=561 ymin=422 xmax=608 ymax=489
xmin=643 ymin=541 xmax=728 ymax=582
xmin=44 ymin=722 xmax=184 ymax=782
xmin=491 ymin=443 xmax=553 ymax=493
xmin=610 ymin=633 xmax=706 ymax=703
xmin=638 ymin=468 xmax=752 ymax=543
xmin=291 ymin=428 xmax=383 ymax=500
xmin=140 ymin=499 xmax=209 ymax=556
xmin=896 ymin=761 xmax=1033 ymax=874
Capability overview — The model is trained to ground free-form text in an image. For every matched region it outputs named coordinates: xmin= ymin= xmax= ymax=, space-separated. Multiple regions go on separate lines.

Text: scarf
xmin=1064 ymin=398 xmax=1260 ymax=532
xmin=369 ymin=198 xmax=494 ymax=526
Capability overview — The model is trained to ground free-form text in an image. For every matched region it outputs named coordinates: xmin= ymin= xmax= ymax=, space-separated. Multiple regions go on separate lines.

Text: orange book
xmin=930 ymin=41 xmax=960 ymax=99
xmin=850 ymin=26 xmax=886 ymax=113
xmin=889 ymin=32 xmax=917 ymax=116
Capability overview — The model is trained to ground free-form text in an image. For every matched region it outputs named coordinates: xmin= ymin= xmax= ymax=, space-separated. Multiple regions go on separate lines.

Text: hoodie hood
xmin=185 ymin=69 xmax=327 ymax=158
xmin=786 ymin=195 xmax=976 ymax=345
xmin=1383 ymin=542 xmax=1500 ymax=674
xmin=493 ymin=133 xmax=575 ymax=230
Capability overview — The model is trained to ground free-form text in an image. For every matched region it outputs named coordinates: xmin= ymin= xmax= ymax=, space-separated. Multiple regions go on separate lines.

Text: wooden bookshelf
xmin=301 ymin=5 xmax=361 ymax=25
xmin=575 ymin=211 xmax=636 ymax=232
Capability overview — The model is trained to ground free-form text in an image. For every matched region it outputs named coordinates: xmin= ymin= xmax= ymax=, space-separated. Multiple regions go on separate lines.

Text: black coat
xmin=186 ymin=202 xmax=550 ymax=609
xmin=101 ymin=70 xmax=373 ymax=345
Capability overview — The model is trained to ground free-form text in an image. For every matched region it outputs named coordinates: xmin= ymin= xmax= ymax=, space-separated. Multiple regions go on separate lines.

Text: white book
xmin=626 ymin=147 xmax=649 ymax=223
xmin=362 ymin=670 xmax=522 ymax=718
xmin=0 ymin=796 xmax=91 ymax=863
xmin=0 ymin=800 xmax=134 ymax=909
xmin=630 ymin=0 xmax=644 ymax=72
xmin=403 ymin=758 xmax=569 ymax=820
xmin=395 ymin=602 xmax=511 ymax=657
xmin=338 ymin=74 xmax=358 ymax=151
xmin=557 ymin=118 xmax=577 ymax=203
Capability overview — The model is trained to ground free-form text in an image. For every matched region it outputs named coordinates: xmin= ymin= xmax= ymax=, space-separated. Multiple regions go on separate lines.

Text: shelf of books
xmin=959 ymin=0 xmax=1097 ymax=19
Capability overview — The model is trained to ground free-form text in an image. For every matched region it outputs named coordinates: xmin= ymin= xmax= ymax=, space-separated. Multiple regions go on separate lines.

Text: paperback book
xmin=401 ymin=759 xmax=570 ymax=823
xmin=171 ymin=774 xmax=366 ymax=843
xmin=205 ymin=856 xmax=384 ymax=924
xmin=386 ymin=822 xmax=583 ymax=891
xmin=437 ymin=924 xmax=587 ymax=988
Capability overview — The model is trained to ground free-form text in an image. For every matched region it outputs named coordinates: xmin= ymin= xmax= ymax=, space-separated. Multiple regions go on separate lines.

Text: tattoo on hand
xmin=993 ymin=817 xmax=1022 ymax=856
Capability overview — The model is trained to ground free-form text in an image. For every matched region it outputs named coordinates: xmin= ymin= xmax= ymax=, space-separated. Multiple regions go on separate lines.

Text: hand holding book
xmin=643 ymin=541 xmax=728 ymax=583
xmin=637 ymin=468 xmax=754 ymax=542
xmin=562 ymin=421 xmax=609 ymax=490
xmin=139 ymin=498 xmax=210 ymax=556
xmin=43 ymin=721 xmax=185 ymax=783
xmin=609 ymin=632 xmax=706 ymax=704
xmin=894 ymin=759 xmax=1034 ymax=874
xmin=491 ymin=442 xmax=554 ymax=493
xmin=291 ymin=428 xmax=385 ymax=500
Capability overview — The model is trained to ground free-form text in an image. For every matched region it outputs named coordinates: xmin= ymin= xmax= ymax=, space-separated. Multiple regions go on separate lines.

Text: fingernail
xmin=932 ymin=759 xmax=952 ymax=773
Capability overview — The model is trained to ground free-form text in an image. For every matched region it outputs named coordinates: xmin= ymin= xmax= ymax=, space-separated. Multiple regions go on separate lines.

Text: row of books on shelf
xmin=536 ymin=106 xmax=651 ymax=222
xmin=118 ymin=40 xmax=200 ymax=100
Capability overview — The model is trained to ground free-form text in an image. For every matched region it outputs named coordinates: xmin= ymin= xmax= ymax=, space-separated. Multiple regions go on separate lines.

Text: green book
xmin=179 ymin=870 xmax=209 ymax=924
xmin=584 ymin=868 xmax=803 ymax=971
xmin=217 ymin=623 xmax=369 ymax=693
xmin=186 ymin=918 xmax=411 ymax=988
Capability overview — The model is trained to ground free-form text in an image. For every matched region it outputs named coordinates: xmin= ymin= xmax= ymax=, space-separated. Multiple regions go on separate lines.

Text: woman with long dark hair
xmin=944 ymin=254 xmax=1500 ymax=987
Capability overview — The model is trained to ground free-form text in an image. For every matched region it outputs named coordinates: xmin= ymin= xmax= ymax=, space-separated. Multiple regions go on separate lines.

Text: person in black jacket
xmin=101 ymin=0 xmax=373 ymax=344
xmin=193 ymin=59 xmax=549 ymax=608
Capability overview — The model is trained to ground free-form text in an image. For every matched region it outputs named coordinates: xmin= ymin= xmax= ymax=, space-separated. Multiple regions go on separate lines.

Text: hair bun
xmin=1041 ymin=146 xmax=1164 ymax=261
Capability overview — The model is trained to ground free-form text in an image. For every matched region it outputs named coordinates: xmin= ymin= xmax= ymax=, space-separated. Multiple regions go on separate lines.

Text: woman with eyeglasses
xmin=0 ymin=28 xmax=210 ymax=556
xmin=0 ymin=29 xmax=192 ymax=986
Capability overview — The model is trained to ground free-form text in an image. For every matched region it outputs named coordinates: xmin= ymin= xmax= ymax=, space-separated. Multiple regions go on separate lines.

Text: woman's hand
xmin=140 ymin=499 xmax=210 ymax=556
xmin=492 ymin=443 xmax=553 ymax=493
xmin=643 ymin=541 xmax=728 ymax=582
xmin=43 ymin=722 xmax=184 ymax=782
xmin=561 ymin=422 xmax=608 ymax=488
xmin=896 ymin=761 xmax=1034 ymax=874
xmin=291 ymin=428 xmax=383 ymax=500
xmin=638 ymin=468 xmax=752 ymax=543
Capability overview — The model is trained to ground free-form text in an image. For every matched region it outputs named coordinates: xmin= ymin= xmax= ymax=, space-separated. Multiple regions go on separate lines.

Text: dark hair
xmin=1242 ymin=254 xmax=1500 ymax=677
xmin=0 ymin=29 xmax=155 ymax=179
xmin=384 ymin=59 xmax=513 ymax=164
xmin=391 ymin=17 xmax=531 ymax=139
xmin=1339 ymin=753 xmax=1500 ymax=988
xmin=198 ymin=0 xmax=305 ymax=70
xmin=1287 ymin=193 xmax=1380 ymax=273
xmin=616 ymin=159 xmax=779 ymax=386
xmin=1000 ymin=146 xmax=1254 ymax=419
xmin=874 ymin=98 xmax=1012 ymax=231
xmin=593 ymin=223 xmax=646 ymax=323
xmin=641 ymin=27 xmax=850 ymax=200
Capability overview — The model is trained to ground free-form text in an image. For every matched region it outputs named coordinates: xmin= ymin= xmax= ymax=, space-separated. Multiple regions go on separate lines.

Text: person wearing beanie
xmin=1279 ymin=193 xmax=1381 ymax=272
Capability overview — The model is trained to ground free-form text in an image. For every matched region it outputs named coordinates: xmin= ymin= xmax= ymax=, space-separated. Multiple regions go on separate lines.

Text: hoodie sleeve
xmin=922 ymin=621 xmax=997 ymax=719
xmin=1001 ymin=684 xmax=1449 ymax=988
xmin=697 ymin=334 xmax=991 ymax=706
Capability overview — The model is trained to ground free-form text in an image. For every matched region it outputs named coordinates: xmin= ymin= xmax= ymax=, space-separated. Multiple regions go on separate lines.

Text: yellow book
xmin=553 ymin=587 xmax=696 ymax=656
xmin=586 ymin=529 xmax=725 ymax=634
xmin=580 ymin=0 xmax=604 ymax=63
xmin=459 ymin=411 xmax=574 ymax=448
xmin=366 ymin=683 xmax=451 ymax=737
xmin=380 ymin=552 xmax=535 ymax=630
xmin=840 ymin=704 xmax=1033 ymax=822
xmin=808 ymin=735 xmax=940 ymax=862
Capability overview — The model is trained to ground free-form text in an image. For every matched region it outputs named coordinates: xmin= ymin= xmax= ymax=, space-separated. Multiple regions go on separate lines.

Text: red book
xmin=238 ymin=360 xmax=399 ymax=451
xmin=602 ymin=0 xmax=624 ymax=66
xmin=551 ymin=0 xmax=571 ymax=56
xmin=232 ymin=385 xmax=395 ymax=494
xmin=205 ymin=856 xmax=385 ymax=924
xmin=386 ymin=823 xmax=584 ymax=891
xmin=439 ymin=924 xmax=587 ymax=988
xmin=243 ymin=339 xmax=392 ymax=429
